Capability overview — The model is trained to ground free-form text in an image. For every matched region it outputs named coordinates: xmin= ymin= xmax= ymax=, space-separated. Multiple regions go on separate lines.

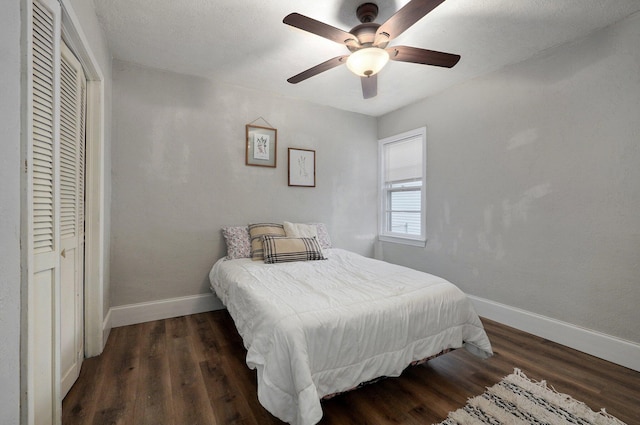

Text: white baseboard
xmin=104 ymin=291 xmax=640 ymax=372
xmin=468 ymin=295 xmax=640 ymax=372
xmin=108 ymin=293 xmax=225 ymax=328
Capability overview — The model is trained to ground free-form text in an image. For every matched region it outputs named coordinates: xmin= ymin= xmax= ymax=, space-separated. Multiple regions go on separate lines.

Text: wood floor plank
xmin=90 ymin=325 xmax=142 ymax=425
xmin=63 ymin=312 xmax=640 ymax=425
xmin=217 ymin=343 xmax=282 ymax=425
xmin=186 ymin=313 xmax=256 ymax=423
xmin=187 ymin=313 xmax=223 ymax=363
xmin=200 ymin=357 xmax=255 ymax=425
xmin=165 ymin=316 xmax=218 ymax=425
xmin=62 ymin=355 xmax=103 ymax=425
xmin=131 ymin=320 xmax=175 ymax=425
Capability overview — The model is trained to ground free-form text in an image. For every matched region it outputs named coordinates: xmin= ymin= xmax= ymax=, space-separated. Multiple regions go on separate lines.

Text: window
xmin=378 ymin=127 xmax=426 ymax=246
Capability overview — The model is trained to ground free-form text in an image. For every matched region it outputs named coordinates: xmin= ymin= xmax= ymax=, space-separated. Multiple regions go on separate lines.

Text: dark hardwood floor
xmin=62 ymin=310 xmax=640 ymax=425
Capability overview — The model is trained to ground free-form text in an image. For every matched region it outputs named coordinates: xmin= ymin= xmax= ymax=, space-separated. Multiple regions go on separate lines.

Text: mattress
xmin=209 ymin=248 xmax=493 ymax=425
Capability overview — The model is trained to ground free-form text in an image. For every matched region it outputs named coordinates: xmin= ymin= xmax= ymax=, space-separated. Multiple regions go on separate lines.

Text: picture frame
xmin=246 ymin=124 xmax=277 ymax=167
xmin=288 ymin=148 xmax=316 ymax=187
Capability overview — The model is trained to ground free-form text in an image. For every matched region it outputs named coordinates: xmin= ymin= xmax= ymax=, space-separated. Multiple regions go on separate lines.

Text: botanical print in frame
xmin=253 ymin=133 xmax=270 ymax=160
xmin=288 ymin=148 xmax=316 ymax=187
xmin=246 ymin=125 xmax=277 ymax=167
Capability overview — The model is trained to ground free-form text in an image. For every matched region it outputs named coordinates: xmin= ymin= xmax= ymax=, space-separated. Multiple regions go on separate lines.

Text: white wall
xmin=0 ymin=2 xmax=22 ymax=423
xmin=110 ymin=60 xmax=378 ymax=307
xmin=378 ymin=13 xmax=640 ymax=343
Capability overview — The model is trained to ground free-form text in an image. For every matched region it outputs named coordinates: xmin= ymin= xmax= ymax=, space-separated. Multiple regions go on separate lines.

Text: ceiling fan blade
xmin=375 ymin=0 xmax=446 ymax=45
xmin=361 ymin=74 xmax=377 ymax=99
xmin=287 ymin=55 xmax=349 ymax=84
xmin=284 ymin=13 xmax=360 ymax=47
xmin=387 ymin=45 xmax=460 ymax=68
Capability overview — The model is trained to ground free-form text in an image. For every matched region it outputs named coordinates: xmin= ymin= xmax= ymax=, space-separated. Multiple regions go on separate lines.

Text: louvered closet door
xmin=59 ymin=40 xmax=86 ymax=399
xmin=28 ymin=0 xmax=61 ymax=423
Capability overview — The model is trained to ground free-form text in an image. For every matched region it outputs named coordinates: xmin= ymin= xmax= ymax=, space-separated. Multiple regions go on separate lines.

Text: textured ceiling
xmin=94 ymin=0 xmax=640 ymax=117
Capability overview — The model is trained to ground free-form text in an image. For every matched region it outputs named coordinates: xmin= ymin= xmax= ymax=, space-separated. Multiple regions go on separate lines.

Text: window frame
xmin=378 ymin=127 xmax=427 ymax=247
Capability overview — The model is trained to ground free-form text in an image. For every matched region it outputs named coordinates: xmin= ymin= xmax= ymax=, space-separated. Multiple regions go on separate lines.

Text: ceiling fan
xmin=283 ymin=0 xmax=460 ymax=99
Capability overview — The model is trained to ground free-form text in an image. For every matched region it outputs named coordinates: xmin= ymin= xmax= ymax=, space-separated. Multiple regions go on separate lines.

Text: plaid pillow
xmin=262 ymin=236 xmax=326 ymax=264
xmin=248 ymin=223 xmax=286 ymax=261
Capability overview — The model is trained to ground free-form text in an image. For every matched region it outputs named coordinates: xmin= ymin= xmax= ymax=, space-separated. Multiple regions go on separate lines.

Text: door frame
xmin=60 ymin=0 xmax=107 ymax=358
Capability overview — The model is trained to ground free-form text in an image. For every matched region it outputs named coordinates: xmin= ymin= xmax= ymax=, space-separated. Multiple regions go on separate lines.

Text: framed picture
xmin=288 ymin=148 xmax=316 ymax=187
xmin=246 ymin=124 xmax=277 ymax=167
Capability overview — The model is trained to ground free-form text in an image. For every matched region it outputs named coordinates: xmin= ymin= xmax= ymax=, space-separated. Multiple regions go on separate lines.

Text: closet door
xmin=27 ymin=0 xmax=62 ymax=423
xmin=59 ymin=40 xmax=86 ymax=398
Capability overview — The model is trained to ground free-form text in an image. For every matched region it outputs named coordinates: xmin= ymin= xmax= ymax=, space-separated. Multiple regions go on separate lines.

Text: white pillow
xmin=283 ymin=221 xmax=319 ymax=239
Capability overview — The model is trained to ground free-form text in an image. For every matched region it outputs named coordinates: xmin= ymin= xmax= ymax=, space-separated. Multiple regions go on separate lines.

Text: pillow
xmin=283 ymin=222 xmax=332 ymax=249
xmin=221 ymin=226 xmax=251 ymax=259
xmin=262 ymin=236 xmax=326 ymax=264
xmin=248 ymin=223 xmax=286 ymax=261
xmin=283 ymin=221 xmax=318 ymax=239
xmin=312 ymin=223 xmax=332 ymax=249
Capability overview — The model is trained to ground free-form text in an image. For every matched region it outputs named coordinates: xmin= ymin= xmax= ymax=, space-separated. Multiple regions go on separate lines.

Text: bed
xmin=209 ymin=238 xmax=493 ymax=425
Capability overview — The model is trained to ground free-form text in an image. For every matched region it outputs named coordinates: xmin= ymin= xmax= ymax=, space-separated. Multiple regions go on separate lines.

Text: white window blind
xmin=379 ymin=127 xmax=426 ymax=245
xmin=383 ymin=136 xmax=423 ymax=182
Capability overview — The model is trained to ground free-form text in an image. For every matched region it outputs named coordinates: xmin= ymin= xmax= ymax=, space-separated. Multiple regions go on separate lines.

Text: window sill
xmin=378 ymin=234 xmax=427 ymax=247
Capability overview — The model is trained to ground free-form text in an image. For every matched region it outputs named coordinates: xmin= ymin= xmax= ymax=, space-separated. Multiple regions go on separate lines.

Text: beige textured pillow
xmin=283 ymin=221 xmax=318 ymax=239
xmin=248 ymin=223 xmax=286 ymax=261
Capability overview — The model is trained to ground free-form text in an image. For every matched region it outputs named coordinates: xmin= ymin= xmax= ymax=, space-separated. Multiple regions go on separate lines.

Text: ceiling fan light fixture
xmin=346 ymin=47 xmax=389 ymax=77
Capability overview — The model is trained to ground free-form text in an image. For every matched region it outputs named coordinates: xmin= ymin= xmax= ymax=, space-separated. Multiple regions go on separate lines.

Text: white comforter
xmin=209 ymin=248 xmax=493 ymax=425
